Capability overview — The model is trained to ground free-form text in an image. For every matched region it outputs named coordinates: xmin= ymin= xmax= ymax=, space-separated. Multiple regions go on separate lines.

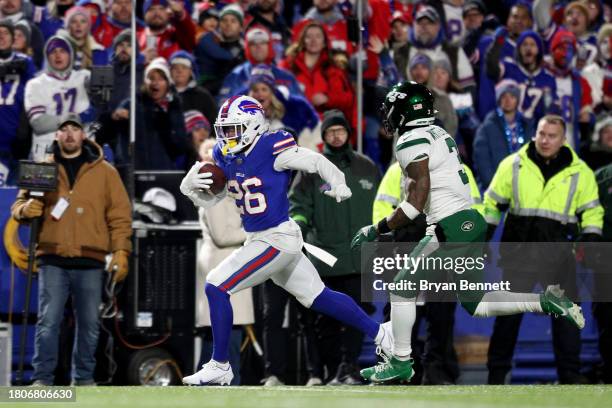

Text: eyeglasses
xmin=325 ymin=127 xmax=348 ymax=137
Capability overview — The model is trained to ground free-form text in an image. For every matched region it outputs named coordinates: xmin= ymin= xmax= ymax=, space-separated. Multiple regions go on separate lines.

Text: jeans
xmin=32 ymin=265 xmax=104 ymax=385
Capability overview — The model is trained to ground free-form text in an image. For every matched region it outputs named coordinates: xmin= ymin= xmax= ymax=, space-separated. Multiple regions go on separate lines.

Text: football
xmin=199 ymin=162 xmax=227 ymax=194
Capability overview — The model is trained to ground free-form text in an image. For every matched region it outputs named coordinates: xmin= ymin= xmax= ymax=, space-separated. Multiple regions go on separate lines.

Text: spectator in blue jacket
xmin=217 ymin=26 xmax=302 ymax=105
xmin=473 ymin=79 xmax=534 ymax=189
xmin=195 ymin=3 xmax=245 ymax=96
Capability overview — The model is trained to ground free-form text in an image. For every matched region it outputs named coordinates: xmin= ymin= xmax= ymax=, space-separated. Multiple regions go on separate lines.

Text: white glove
xmin=180 ymin=162 xmax=222 ymax=208
xmin=180 ymin=161 xmax=214 ymax=195
xmin=324 ymin=183 xmax=352 ymax=203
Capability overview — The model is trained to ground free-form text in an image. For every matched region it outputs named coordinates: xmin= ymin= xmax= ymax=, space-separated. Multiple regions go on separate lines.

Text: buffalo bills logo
xmin=238 ymin=100 xmax=263 ymax=115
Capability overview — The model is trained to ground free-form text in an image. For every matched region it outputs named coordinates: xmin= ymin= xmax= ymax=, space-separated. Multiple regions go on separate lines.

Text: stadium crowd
xmin=2 ymin=0 xmax=611 ymax=387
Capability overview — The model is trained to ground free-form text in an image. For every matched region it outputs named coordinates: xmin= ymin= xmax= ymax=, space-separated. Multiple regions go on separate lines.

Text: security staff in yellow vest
xmin=371 ymin=161 xmax=482 ymax=384
xmin=483 ymin=114 xmax=604 ymax=384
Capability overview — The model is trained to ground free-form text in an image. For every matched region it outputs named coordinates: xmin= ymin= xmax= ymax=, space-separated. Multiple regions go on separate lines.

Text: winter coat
xmin=279 ymin=51 xmax=355 ymax=128
xmin=473 ymin=110 xmax=533 ymax=189
xmin=195 ymin=31 xmax=245 ymax=96
xmin=11 ymin=139 xmax=132 ymax=262
xmin=121 ymin=90 xmax=190 ymax=170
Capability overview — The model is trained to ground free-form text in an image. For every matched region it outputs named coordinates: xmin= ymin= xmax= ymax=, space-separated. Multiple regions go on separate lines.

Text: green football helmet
xmin=381 ymin=81 xmax=437 ymax=137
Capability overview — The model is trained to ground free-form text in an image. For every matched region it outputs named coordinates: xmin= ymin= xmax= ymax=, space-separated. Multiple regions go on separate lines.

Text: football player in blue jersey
xmin=179 ymin=95 xmax=393 ymax=385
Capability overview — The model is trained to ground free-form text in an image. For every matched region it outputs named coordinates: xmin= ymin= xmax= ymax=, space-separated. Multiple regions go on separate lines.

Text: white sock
xmin=374 ymin=325 xmax=385 ymax=344
xmin=211 ymin=359 xmax=230 ymax=368
xmin=473 ymin=291 xmax=543 ymax=317
xmin=390 ymin=295 xmax=417 ymax=360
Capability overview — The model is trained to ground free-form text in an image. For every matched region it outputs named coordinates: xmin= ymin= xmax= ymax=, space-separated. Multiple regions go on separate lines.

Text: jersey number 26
xmin=227 ymin=178 xmax=268 ymax=215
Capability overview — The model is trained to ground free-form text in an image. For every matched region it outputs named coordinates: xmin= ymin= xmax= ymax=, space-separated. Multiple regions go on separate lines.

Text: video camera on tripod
xmin=14 ymin=160 xmax=58 ymax=385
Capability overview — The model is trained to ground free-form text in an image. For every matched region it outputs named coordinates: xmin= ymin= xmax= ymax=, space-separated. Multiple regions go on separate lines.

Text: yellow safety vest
xmin=483 ymin=144 xmax=603 ymax=234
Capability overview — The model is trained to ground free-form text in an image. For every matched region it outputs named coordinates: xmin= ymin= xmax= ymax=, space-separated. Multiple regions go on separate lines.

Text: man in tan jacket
xmin=11 ymin=114 xmax=132 ymax=386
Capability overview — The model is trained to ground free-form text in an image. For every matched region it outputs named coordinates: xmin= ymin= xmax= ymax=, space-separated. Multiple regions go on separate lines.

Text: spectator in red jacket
xmin=280 ymin=21 xmax=355 ymax=134
xmin=85 ymin=0 xmax=144 ymax=48
xmin=138 ymin=0 xmax=196 ymax=63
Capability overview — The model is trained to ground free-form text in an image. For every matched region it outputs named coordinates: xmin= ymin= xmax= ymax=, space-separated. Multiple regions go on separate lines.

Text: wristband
xmin=377 ymin=217 xmax=391 ymax=234
xmin=399 ymin=201 xmax=420 ymax=220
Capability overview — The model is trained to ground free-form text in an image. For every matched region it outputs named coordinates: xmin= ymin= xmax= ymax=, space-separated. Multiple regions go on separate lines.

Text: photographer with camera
xmin=11 ymin=114 xmax=132 ymax=386
xmin=0 ymin=19 xmax=36 ymax=185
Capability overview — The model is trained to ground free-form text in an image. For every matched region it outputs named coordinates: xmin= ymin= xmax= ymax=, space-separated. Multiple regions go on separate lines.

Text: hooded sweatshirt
xmin=24 ymin=35 xmax=96 ymax=161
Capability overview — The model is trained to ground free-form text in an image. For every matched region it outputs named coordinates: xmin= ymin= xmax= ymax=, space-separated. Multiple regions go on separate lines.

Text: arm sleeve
xmin=395 ymin=136 xmax=432 ymax=169
xmin=472 ymin=122 xmax=494 ymax=188
xmin=173 ymin=11 xmax=196 ymax=52
xmin=463 ymin=164 xmax=484 ymax=215
xmin=10 ymin=189 xmax=30 ymax=222
xmin=577 ymin=167 xmax=604 ymax=235
xmin=456 ymin=49 xmax=476 ymax=90
xmin=30 ymin=115 xmax=61 ymax=135
xmin=483 ymin=157 xmax=513 ymax=225
xmin=105 ymin=165 xmax=133 ymax=252
xmin=274 ymin=146 xmax=346 ymax=188
xmin=197 ymin=33 xmax=234 ymax=62
xmin=485 ymin=41 xmax=503 ymax=80
xmin=379 ymin=48 xmax=400 ymax=85
xmin=324 ymin=68 xmax=354 ymax=112
xmin=24 ymin=79 xmax=60 ymax=135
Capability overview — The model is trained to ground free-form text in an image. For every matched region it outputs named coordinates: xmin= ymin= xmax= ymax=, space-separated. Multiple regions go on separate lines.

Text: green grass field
xmin=3 ymin=385 xmax=612 ymax=408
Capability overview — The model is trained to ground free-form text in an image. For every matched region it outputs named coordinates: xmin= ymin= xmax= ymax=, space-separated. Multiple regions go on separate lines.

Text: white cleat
xmin=182 ymin=360 xmax=234 ymax=386
xmin=375 ymin=321 xmax=394 ymax=357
